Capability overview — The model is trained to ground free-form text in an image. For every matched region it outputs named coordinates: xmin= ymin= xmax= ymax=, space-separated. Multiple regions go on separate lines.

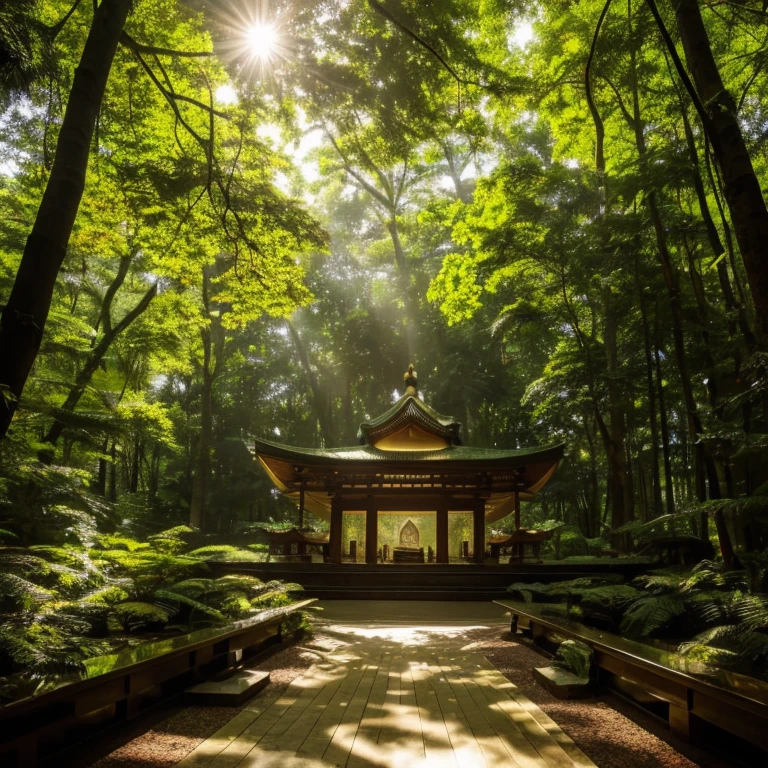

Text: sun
xmin=246 ymin=23 xmax=278 ymax=60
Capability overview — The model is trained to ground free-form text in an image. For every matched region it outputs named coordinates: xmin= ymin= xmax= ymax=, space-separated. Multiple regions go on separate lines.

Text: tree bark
xmin=671 ymin=0 xmax=768 ymax=347
xmin=0 ymin=0 xmax=133 ymax=438
xmin=653 ymin=309 xmax=675 ymax=515
xmin=636 ymin=263 xmax=663 ymax=518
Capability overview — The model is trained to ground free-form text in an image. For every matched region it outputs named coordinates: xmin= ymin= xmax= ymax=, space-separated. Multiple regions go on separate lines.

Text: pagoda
xmin=254 ymin=365 xmax=564 ymax=564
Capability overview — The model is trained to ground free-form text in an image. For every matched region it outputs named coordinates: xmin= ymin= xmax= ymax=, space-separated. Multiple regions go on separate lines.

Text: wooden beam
xmin=330 ymin=494 xmax=343 ymax=564
xmin=436 ymin=497 xmax=449 ymax=564
xmin=365 ymin=496 xmax=378 ymax=564
xmin=473 ymin=499 xmax=485 ymax=564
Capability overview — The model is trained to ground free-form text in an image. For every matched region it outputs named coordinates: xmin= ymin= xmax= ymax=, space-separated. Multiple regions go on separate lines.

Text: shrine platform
xmin=208 ymin=561 xmax=650 ymax=601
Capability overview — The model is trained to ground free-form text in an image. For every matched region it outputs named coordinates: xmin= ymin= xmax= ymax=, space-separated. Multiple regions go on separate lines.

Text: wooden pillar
xmin=330 ymin=494 xmax=343 ymax=564
xmin=298 ymin=482 xmax=305 ymax=530
xmin=365 ymin=495 xmax=378 ymax=564
xmin=436 ymin=497 xmax=449 ymax=564
xmin=473 ymin=499 xmax=486 ymax=564
xmin=514 ymin=490 xmax=521 ymax=532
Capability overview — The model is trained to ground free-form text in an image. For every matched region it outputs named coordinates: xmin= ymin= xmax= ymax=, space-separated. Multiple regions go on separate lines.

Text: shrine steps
xmin=209 ymin=561 xmax=649 ymax=601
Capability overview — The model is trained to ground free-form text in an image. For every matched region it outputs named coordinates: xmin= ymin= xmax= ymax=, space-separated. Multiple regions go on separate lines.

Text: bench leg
xmin=669 ymin=704 xmax=692 ymax=740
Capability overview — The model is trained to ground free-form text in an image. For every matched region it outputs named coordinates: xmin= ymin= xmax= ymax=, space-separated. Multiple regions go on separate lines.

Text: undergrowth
xmin=509 ymin=556 xmax=768 ymax=680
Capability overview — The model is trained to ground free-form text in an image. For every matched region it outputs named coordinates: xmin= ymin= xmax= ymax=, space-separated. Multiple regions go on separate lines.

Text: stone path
xmin=176 ymin=602 xmax=595 ymax=768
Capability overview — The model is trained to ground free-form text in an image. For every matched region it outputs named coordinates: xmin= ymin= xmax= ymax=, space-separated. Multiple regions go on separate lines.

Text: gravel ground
xmin=466 ymin=628 xmax=733 ymax=768
xmin=76 ymin=618 xmax=737 ymax=768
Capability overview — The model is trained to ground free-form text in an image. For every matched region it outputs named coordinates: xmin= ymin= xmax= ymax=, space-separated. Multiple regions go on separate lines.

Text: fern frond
xmin=153 ymin=589 xmax=225 ymax=622
xmin=730 ymin=595 xmax=768 ymax=632
xmin=0 ymin=573 xmax=53 ymax=609
xmin=620 ymin=594 xmax=687 ymax=638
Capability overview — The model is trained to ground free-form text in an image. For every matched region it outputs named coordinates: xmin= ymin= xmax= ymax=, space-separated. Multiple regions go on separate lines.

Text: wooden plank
xmin=471 ymin=659 xmax=594 ymax=768
xmin=321 ymin=656 xmax=380 ymax=766
xmin=399 ymin=656 xmax=426 ymax=762
xmin=211 ymin=666 xmax=333 ymax=767
xmin=437 ymin=653 xmax=520 ymax=768
xmin=426 ymin=657 xmax=486 ymax=768
xmin=374 ymin=652 xmax=402 ymax=748
xmin=347 ymin=652 xmax=394 ymax=768
xmin=255 ymin=668 xmax=347 ymax=755
xmin=295 ymin=660 xmax=370 ymax=758
xmin=411 ymin=660 xmax=458 ymax=768
xmin=454 ymin=657 xmax=545 ymax=768
xmin=175 ymin=700 xmax=276 ymax=767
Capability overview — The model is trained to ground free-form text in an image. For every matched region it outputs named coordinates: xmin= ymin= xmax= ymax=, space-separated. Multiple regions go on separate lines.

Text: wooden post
xmin=298 ymin=482 xmax=305 ymax=530
xmin=473 ymin=499 xmax=485 ymax=564
xmin=330 ymin=494 xmax=343 ymax=564
xmin=365 ymin=496 xmax=378 ymax=564
xmin=514 ymin=490 xmax=521 ymax=532
xmin=436 ymin=497 xmax=449 ymax=563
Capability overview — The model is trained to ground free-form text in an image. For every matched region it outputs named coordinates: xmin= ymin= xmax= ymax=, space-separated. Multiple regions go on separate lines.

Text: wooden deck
xmin=177 ymin=611 xmax=595 ymax=768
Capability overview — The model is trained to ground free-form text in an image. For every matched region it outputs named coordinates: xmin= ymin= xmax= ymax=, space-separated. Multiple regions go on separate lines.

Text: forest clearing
xmin=1 ymin=1 xmax=767 ymax=765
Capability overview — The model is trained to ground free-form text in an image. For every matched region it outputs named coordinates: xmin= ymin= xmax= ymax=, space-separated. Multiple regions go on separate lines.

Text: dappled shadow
xmin=83 ymin=607 xmax=717 ymax=768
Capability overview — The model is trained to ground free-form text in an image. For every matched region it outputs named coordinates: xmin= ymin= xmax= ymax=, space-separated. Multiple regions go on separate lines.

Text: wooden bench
xmin=0 ymin=599 xmax=315 ymax=767
xmin=494 ymin=599 xmax=768 ymax=754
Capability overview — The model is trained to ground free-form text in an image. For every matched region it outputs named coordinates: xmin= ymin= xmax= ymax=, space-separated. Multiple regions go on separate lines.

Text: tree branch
xmin=643 ymin=0 xmax=712 ymax=129
xmin=585 ymin=0 xmax=613 ymax=177
xmin=120 ymin=31 xmax=215 ymax=58
xmin=48 ymin=0 xmax=85 ymax=39
xmin=367 ymin=0 xmax=484 ymax=89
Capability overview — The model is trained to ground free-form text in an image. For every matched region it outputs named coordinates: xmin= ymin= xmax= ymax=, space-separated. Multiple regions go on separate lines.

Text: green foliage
xmin=110 ymin=602 xmax=173 ymax=633
xmin=0 ymin=524 xmax=305 ymax=701
xmin=511 ymin=555 xmax=768 ymax=678
xmin=553 ymin=640 xmax=593 ymax=680
xmin=187 ymin=545 xmax=268 ymax=562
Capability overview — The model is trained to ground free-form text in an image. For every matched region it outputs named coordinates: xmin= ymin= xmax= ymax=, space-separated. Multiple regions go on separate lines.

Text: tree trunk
xmin=108 ymin=439 xmax=117 ymax=503
xmin=680 ymin=107 xmax=755 ymax=351
xmin=636 ymin=264 xmax=663 ymax=518
xmin=604 ymin=289 xmax=632 ymax=550
xmin=189 ymin=267 xmax=226 ymax=531
xmin=0 ymin=0 xmax=133 ymax=438
xmin=653 ymin=309 xmax=676 ymax=515
xmin=672 ymin=0 xmax=768 ymax=347
xmin=627 ymin=60 xmax=720 ymax=511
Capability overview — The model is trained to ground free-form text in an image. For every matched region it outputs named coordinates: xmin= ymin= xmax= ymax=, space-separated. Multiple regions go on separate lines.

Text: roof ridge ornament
xmin=403 ymin=363 xmax=418 ymax=397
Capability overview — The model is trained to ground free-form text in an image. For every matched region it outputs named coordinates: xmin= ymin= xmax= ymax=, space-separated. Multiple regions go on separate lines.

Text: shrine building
xmin=254 ymin=366 xmax=564 ymax=565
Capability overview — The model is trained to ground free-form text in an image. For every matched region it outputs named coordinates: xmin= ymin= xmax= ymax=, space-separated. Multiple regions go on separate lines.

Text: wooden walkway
xmin=177 ymin=640 xmax=595 ymax=768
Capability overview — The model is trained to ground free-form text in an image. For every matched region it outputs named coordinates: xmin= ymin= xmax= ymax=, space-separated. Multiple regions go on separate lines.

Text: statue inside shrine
xmin=394 ymin=518 xmax=424 ymax=563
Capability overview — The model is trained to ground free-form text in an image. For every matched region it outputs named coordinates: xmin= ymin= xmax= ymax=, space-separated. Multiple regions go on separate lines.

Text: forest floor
xmin=72 ymin=601 xmax=734 ymax=768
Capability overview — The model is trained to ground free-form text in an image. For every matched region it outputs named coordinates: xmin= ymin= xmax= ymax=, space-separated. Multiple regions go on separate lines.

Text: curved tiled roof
xmin=357 ymin=395 xmax=462 ymax=446
xmin=253 ymin=437 xmax=564 ymax=465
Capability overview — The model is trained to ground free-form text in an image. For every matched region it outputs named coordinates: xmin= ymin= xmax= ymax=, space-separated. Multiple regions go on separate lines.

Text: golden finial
xmin=403 ymin=363 xmax=418 ymax=396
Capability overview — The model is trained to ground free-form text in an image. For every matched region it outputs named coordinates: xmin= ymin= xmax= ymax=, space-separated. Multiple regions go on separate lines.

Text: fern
xmin=153 ymin=589 xmax=225 ymax=623
xmin=110 ymin=602 xmax=173 ymax=632
xmin=507 ymin=581 xmax=553 ymax=602
xmin=0 ymin=573 xmax=53 ymax=609
xmin=147 ymin=526 xmax=195 ymax=554
xmin=553 ymin=639 xmax=592 ymax=679
xmin=188 ymin=545 xmax=266 ymax=562
xmin=620 ymin=594 xmax=687 ymax=638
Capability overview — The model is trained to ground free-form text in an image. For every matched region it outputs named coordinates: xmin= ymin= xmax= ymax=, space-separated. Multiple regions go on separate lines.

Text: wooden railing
xmin=0 ymin=599 xmax=315 ymax=766
xmin=494 ymin=599 xmax=768 ymax=754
